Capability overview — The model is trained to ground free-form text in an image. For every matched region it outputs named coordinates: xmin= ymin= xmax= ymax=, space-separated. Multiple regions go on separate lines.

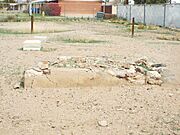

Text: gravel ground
xmin=0 ymin=20 xmax=179 ymax=135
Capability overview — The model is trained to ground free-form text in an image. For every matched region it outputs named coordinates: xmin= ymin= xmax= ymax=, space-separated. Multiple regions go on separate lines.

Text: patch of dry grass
xmin=157 ymin=36 xmax=180 ymax=41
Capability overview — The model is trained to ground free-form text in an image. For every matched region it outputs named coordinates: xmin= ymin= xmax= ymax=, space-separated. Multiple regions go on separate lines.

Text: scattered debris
xmin=98 ymin=120 xmax=108 ymax=127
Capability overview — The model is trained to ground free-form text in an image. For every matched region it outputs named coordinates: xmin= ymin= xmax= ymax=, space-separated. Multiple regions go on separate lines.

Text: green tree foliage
xmin=134 ymin=0 xmax=167 ymax=4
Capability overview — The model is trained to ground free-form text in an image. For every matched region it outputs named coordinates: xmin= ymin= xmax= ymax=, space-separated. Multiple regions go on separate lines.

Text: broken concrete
xmin=23 ymin=40 xmax=42 ymax=51
xmin=25 ymin=68 xmax=43 ymax=77
xmin=38 ymin=61 xmax=49 ymax=70
xmin=127 ymin=73 xmax=146 ymax=85
xmin=107 ymin=69 xmax=127 ymax=78
xmin=24 ymin=68 xmax=123 ymax=89
xmin=23 ymin=57 xmax=167 ymax=88
xmin=146 ymin=71 xmax=161 ymax=79
xmin=126 ymin=67 xmax=136 ymax=77
xmin=147 ymin=78 xmax=163 ymax=85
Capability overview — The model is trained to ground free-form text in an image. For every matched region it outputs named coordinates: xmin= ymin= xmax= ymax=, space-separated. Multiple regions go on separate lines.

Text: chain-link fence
xmin=117 ymin=4 xmax=180 ymax=28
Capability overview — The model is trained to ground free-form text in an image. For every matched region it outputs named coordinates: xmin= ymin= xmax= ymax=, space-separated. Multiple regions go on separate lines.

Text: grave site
xmin=0 ymin=19 xmax=180 ymax=134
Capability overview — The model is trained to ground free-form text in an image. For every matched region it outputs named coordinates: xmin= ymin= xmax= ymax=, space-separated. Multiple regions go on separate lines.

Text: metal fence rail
xmin=117 ymin=4 xmax=180 ymax=29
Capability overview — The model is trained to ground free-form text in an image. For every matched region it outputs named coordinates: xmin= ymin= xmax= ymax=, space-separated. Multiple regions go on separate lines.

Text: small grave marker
xmin=23 ymin=40 xmax=42 ymax=51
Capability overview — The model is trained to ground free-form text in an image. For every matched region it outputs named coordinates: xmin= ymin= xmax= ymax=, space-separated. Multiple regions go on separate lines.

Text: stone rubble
xmin=38 ymin=61 xmax=49 ymax=70
xmin=24 ymin=61 xmax=50 ymax=78
xmin=24 ymin=56 xmax=167 ymax=86
xmin=25 ymin=68 xmax=43 ymax=77
xmin=146 ymin=71 xmax=162 ymax=79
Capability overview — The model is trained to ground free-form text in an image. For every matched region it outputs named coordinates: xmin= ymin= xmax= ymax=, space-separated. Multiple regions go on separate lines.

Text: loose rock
xmin=127 ymin=73 xmax=145 ymax=85
xmin=147 ymin=78 xmax=163 ymax=85
xmin=98 ymin=120 xmax=108 ymax=127
xmin=25 ymin=68 xmax=43 ymax=77
xmin=151 ymin=64 xmax=166 ymax=68
xmin=147 ymin=71 xmax=161 ymax=79
xmin=126 ymin=68 xmax=136 ymax=77
xmin=13 ymin=83 xmax=21 ymax=89
xmin=107 ymin=69 xmax=117 ymax=76
xmin=121 ymin=63 xmax=131 ymax=69
xmin=107 ymin=69 xmax=126 ymax=78
xmin=38 ymin=61 xmax=49 ymax=70
xmin=116 ymin=70 xmax=127 ymax=78
xmin=135 ymin=66 xmax=146 ymax=74
xmin=23 ymin=57 xmax=166 ymax=86
xmin=43 ymin=69 xmax=51 ymax=74
xmin=168 ymin=93 xmax=173 ymax=97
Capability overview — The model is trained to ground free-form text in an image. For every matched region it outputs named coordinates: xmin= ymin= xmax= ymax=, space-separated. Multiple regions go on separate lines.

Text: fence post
xmin=143 ymin=4 xmax=146 ymax=25
xmin=31 ymin=15 xmax=34 ymax=34
xmin=163 ymin=4 xmax=166 ymax=27
xmin=131 ymin=17 xmax=135 ymax=38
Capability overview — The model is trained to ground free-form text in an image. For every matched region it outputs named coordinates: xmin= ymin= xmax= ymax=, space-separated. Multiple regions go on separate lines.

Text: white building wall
xmin=171 ymin=0 xmax=180 ymax=3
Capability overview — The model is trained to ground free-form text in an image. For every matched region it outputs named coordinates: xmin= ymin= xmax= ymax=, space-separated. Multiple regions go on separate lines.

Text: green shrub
xmin=7 ymin=15 xmax=17 ymax=21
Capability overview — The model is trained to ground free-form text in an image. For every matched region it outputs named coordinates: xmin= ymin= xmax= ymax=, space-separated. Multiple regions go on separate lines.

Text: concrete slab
xmin=23 ymin=40 xmax=42 ymax=51
xmin=24 ymin=68 xmax=123 ymax=89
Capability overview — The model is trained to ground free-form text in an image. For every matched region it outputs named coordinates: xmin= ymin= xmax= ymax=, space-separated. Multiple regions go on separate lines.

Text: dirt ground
xmin=0 ymin=20 xmax=180 ymax=135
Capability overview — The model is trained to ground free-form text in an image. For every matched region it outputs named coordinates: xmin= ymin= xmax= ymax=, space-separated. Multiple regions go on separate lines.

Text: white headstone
xmin=23 ymin=40 xmax=42 ymax=51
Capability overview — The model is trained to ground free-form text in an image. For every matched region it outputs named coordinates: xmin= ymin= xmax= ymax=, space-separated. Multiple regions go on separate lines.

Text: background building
xmin=59 ymin=0 xmax=102 ymax=17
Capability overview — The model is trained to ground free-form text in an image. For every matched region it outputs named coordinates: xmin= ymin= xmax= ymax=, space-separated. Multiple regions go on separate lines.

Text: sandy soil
xmin=0 ymin=20 xmax=180 ymax=135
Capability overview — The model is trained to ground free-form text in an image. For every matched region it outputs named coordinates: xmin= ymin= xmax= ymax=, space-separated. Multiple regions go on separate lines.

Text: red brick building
xmin=59 ymin=0 xmax=102 ymax=17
